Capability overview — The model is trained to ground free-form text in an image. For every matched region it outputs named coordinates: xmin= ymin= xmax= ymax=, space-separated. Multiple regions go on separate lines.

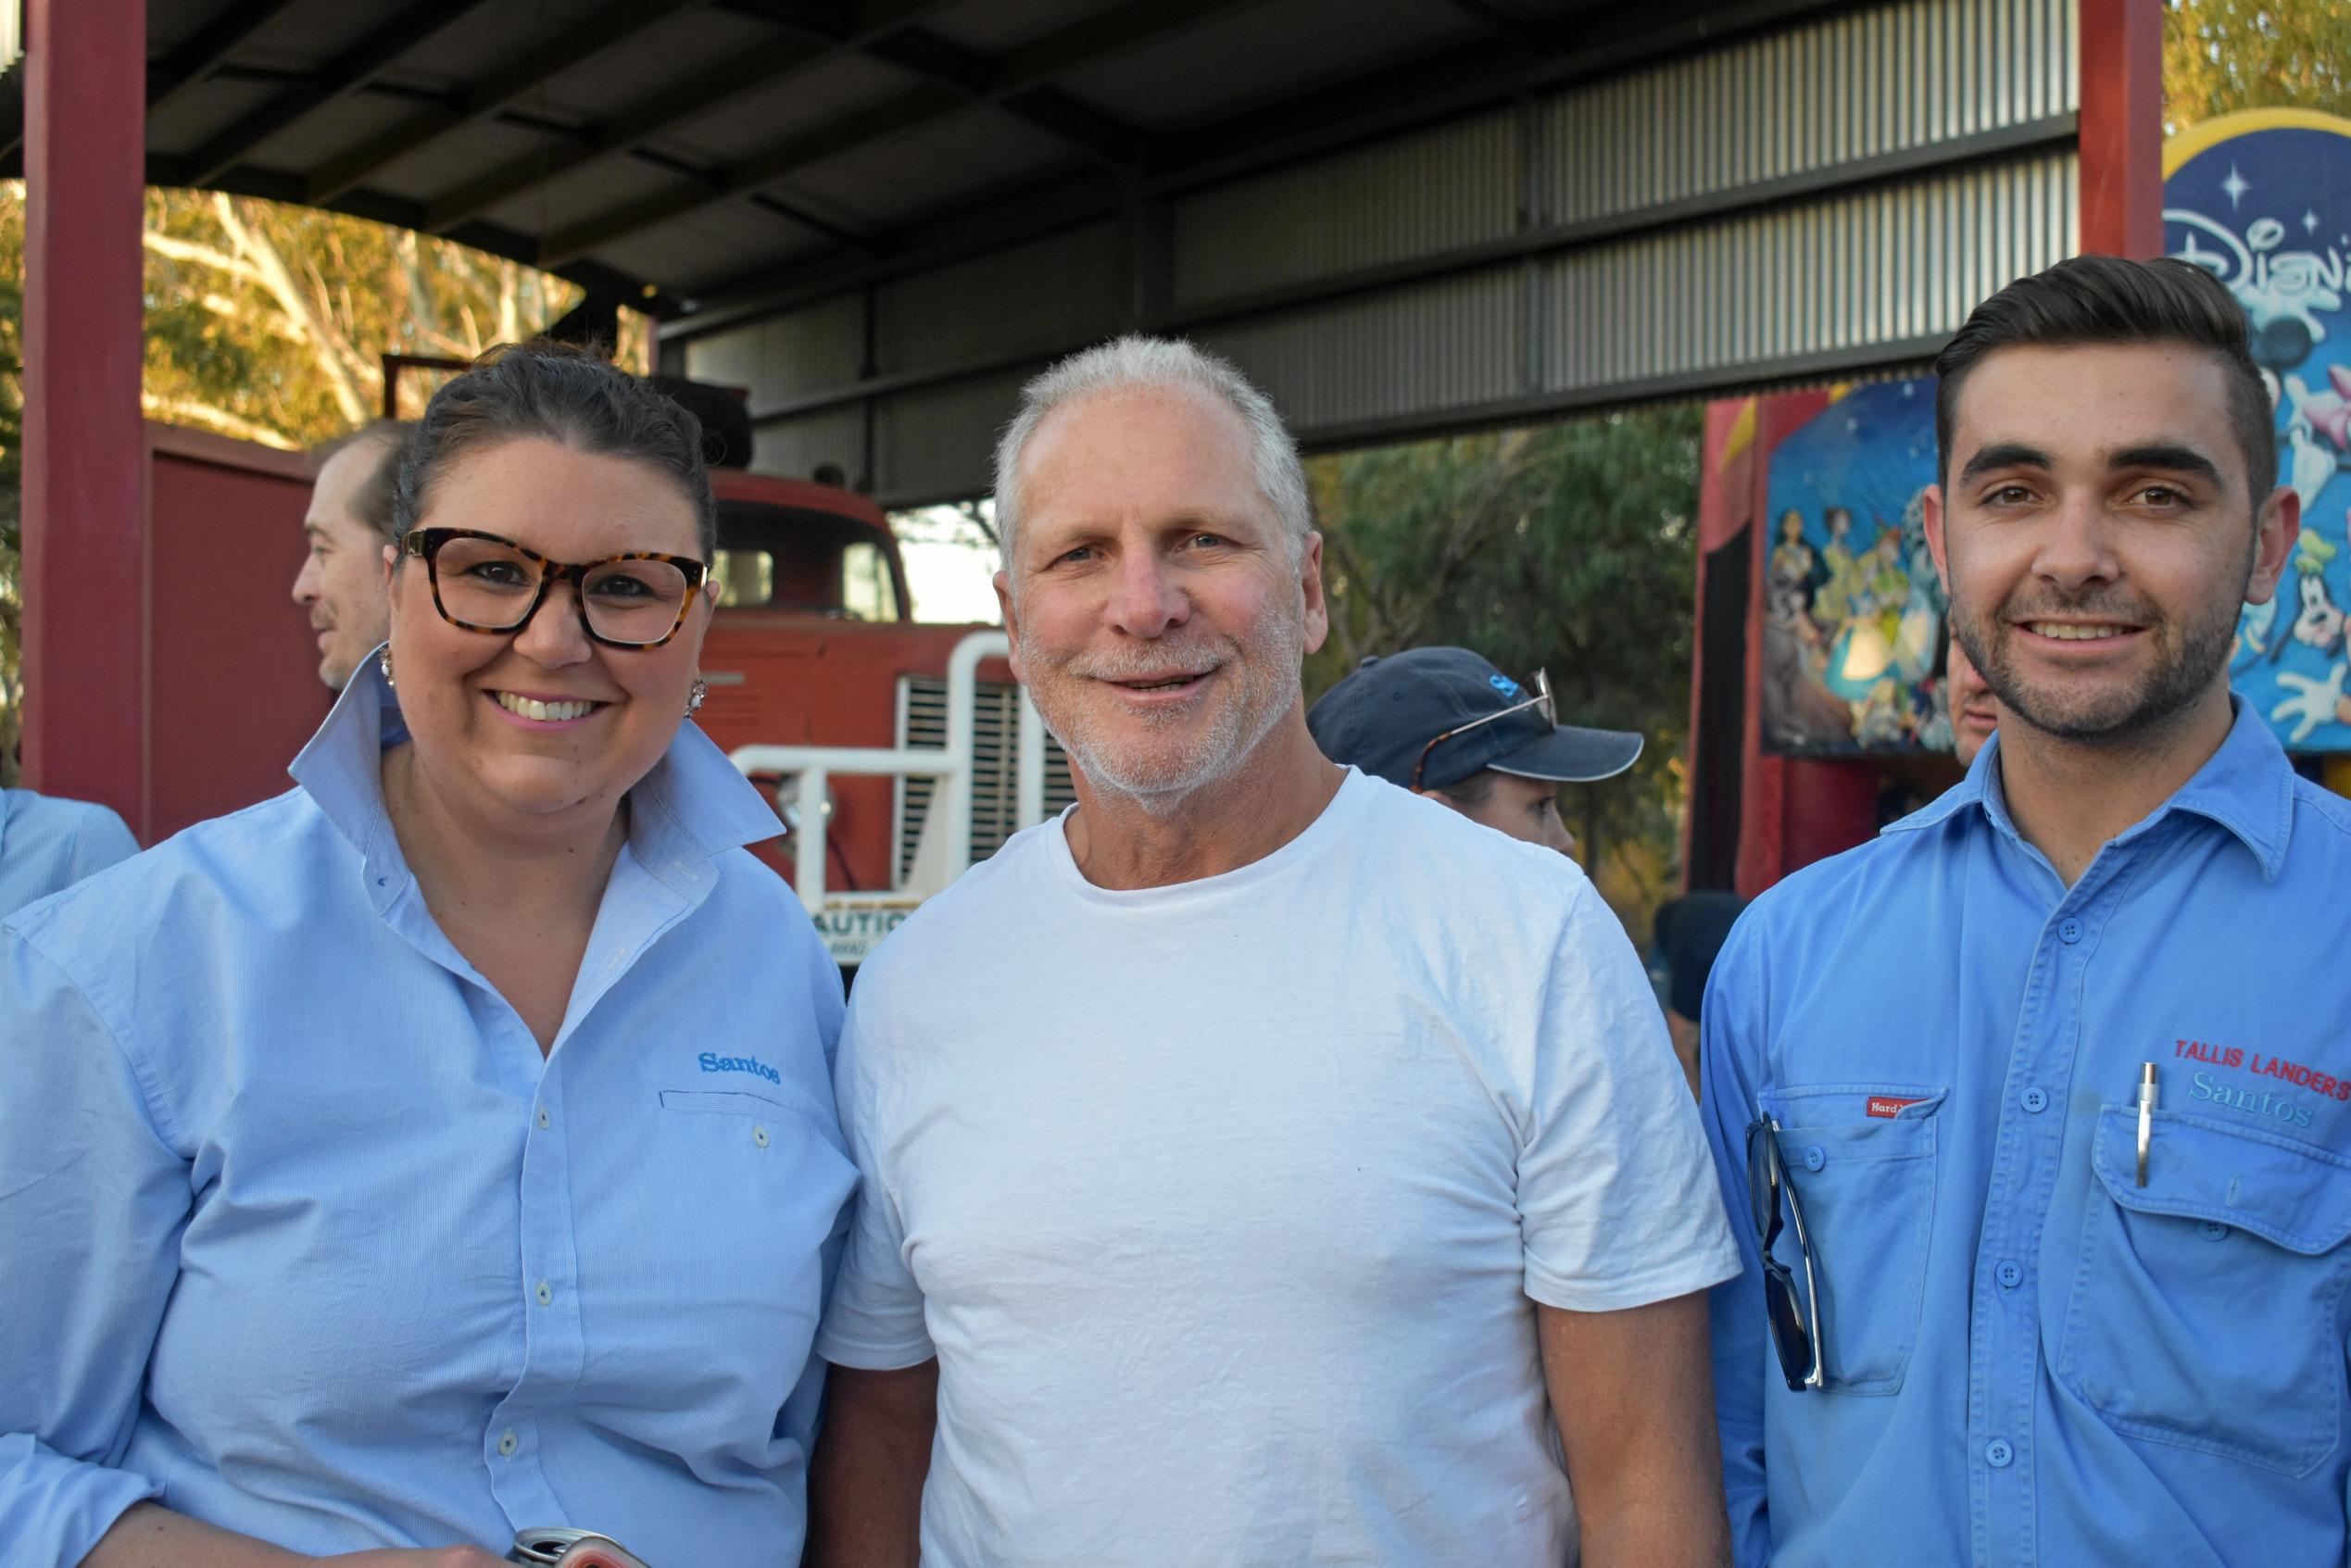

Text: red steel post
xmin=19 ymin=0 xmax=149 ymax=827
xmin=2078 ymin=0 xmax=2165 ymax=259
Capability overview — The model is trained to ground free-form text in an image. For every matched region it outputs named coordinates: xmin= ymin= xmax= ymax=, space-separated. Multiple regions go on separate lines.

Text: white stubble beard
xmin=1016 ymin=588 xmax=1307 ymax=818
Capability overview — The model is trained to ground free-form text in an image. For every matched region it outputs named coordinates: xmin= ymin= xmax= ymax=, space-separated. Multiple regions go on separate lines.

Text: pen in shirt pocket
xmin=2136 ymin=1062 xmax=2158 ymax=1187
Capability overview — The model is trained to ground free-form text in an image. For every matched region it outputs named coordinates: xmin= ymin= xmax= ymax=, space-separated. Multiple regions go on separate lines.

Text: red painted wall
xmin=142 ymin=425 xmax=331 ymax=844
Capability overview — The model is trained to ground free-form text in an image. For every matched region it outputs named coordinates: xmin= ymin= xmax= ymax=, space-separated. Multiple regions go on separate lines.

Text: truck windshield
xmin=712 ymin=503 xmax=901 ymax=621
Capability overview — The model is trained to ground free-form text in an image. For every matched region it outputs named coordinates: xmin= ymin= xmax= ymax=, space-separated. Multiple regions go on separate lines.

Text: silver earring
xmin=685 ymin=678 xmax=707 ymax=717
xmin=379 ymin=647 xmax=396 ymax=688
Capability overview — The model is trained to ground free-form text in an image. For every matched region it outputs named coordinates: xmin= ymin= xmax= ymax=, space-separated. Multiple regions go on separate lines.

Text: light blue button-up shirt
xmin=1702 ymin=700 xmax=2351 ymax=1567
xmin=0 ymin=664 xmax=856 ymax=1568
xmin=0 ymin=787 xmax=138 ymax=920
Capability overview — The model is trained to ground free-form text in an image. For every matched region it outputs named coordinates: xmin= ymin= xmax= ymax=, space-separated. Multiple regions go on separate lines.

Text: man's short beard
xmin=1952 ymin=543 xmax=2251 ymax=747
xmin=1018 ymin=595 xmax=1305 ymax=816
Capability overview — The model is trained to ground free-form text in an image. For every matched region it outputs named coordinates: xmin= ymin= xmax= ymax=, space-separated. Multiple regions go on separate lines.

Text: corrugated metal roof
xmin=16 ymin=0 xmax=1792 ymax=314
xmin=9 ymin=0 xmax=2112 ymax=504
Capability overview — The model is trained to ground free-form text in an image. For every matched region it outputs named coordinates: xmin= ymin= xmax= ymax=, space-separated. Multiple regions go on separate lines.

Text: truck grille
xmin=896 ymin=676 xmax=1077 ymax=884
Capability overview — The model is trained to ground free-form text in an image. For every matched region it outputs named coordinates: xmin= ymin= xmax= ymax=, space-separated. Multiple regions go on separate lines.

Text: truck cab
xmin=693 ymin=470 xmax=1074 ymax=962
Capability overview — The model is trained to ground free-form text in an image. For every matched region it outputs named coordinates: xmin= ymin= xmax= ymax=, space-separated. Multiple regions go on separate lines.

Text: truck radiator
xmin=895 ymin=675 xmax=1077 ymax=885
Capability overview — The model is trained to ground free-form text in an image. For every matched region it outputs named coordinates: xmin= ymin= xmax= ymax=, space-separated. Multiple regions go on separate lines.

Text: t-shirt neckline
xmin=1043 ymin=767 xmax=1375 ymax=905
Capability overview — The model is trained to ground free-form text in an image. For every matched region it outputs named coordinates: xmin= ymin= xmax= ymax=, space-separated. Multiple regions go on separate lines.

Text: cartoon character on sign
xmin=1768 ymin=509 xmax=1818 ymax=623
xmin=2290 ymin=531 xmax=2345 ymax=655
xmin=2274 ymin=511 xmax=2351 ymax=743
xmin=2168 ymin=107 xmax=2351 ymax=751
xmin=1760 ymin=379 xmax=1951 ymax=753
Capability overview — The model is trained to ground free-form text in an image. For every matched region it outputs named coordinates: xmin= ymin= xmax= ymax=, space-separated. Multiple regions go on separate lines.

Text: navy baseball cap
xmin=1306 ymin=646 xmax=1643 ymax=792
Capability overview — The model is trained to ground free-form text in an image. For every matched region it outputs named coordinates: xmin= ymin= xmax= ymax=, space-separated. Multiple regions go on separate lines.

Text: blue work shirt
xmin=0 ymin=663 xmax=856 ymax=1568
xmin=0 ymin=786 xmax=138 ymax=919
xmin=1702 ymin=700 xmax=2351 ymax=1567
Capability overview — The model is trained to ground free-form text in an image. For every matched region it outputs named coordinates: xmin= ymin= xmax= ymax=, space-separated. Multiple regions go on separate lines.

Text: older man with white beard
xmin=806 ymin=337 xmax=1740 ymax=1568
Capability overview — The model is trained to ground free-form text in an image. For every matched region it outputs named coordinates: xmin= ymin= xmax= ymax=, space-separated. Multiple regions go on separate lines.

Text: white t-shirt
xmin=818 ymin=770 xmax=1740 ymax=1566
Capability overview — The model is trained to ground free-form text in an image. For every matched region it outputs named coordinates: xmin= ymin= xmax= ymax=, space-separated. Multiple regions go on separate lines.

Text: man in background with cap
xmin=1306 ymin=646 xmax=1642 ymax=857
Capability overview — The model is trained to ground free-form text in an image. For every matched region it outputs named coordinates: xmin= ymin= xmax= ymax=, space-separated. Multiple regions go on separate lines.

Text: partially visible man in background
xmin=1305 ymin=645 xmax=1642 ymax=856
xmin=1944 ymin=629 xmax=2001 ymax=768
xmin=293 ymin=420 xmax=409 ymax=690
xmin=1650 ymin=889 xmax=1745 ymax=1098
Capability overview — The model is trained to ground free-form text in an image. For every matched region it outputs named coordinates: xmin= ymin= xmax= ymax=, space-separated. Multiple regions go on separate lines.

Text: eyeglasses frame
xmin=1746 ymin=1111 xmax=1826 ymax=1391
xmin=1408 ymin=668 xmax=1555 ymax=792
xmin=399 ymin=527 xmax=710 ymax=650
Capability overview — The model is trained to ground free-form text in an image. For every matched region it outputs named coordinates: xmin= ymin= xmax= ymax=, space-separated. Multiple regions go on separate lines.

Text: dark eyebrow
xmin=2109 ymin=443 xmax=2224 ymax=489
xmin=1956 ymin=443 xmax=2053 ymax=484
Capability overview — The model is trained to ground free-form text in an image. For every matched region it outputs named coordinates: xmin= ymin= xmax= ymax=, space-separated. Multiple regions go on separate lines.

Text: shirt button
xmin=497 ymin=1428 xmax=518 ymax=1458
xmin=2058 ymin=918 xmax=2082 ymax=944
xmin=1996 ymin=1261 xmax=2022 ymax=1289
xmin=2021 ymin=1087 xmax=2049 ymax=1114
xmin=2201 ymin=1221 xmax=2231 ymax=1241
xmin=534 ymin=1280 xmax=553 ymax=1307
xmin=1803 ymin=1145 xmax=1826 ymax=1172
xmin=1985 ymin=1438 xmax=2014 ymax=1468
xmin=752 ymin=1123 xmax=771 ymax=1148
xmin=535 ymin=1106 xmax=551 ymax=1130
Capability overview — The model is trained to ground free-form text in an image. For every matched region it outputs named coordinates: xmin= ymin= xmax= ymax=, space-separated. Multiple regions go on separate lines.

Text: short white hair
xmin=992 ymin=334 xmax=1312 ymax=574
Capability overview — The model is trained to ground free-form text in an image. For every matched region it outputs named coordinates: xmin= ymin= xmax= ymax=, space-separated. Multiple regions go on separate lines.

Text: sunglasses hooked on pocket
xmin=1747 ymin=1111 xmax=1826 ymax=1391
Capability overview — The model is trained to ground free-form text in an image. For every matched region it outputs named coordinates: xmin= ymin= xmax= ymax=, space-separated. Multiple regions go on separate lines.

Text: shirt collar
xmin=2153 ymin=696 xmax=2295 ymax=881
xmin=1884 ymin=697 xmax=2295 ymax=881
xmin=288 ymin=650 xmax=782 ymax=887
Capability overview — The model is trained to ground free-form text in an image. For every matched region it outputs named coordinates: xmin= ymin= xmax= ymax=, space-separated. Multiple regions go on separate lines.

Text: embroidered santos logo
xmin=698 ymin=1051 xmax=782 ymax=1085
xmin=2191 ymin=1070 xmax=2316 ymax=1129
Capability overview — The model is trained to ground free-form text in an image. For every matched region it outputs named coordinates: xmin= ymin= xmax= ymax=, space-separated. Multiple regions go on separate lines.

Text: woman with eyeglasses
xmin=0 ymin=344 xmax=855 ymax=1568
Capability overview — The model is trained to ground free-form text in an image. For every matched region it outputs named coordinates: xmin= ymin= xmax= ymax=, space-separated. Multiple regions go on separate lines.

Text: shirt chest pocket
xmin=1761 ymin=1084 xmax=1944 ymax=1396
xmin=2057 ymin=1106 xmax=2351 ymax=1476
xmin=646 ymin=1087 xmax=859 ymax=1315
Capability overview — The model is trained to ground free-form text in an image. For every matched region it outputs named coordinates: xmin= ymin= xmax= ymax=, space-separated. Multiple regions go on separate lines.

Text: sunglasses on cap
xmin=1408 ymin=668 xmax=1553 ymax=792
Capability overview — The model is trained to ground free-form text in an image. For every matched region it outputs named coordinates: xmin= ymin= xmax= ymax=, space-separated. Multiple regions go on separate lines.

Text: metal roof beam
xmin=420 ymin=0 xmax=952 ymax=236
xmin=536 ymin=0 xmax=1268 ymax=269
xmin=146 ymin=0 xmax=308 ymax=109
xmin=303 ymin=0 xmax=700 ymax=206
xmin=662 ymin=0 xmax=1857 ymax=334
xmin=854 ymin=27 xmax=1138 ymax=166
xmin=1 ymin=0 xmax=308 ymax=163
xmin=179 ymin=0 xmax=500 ymax=188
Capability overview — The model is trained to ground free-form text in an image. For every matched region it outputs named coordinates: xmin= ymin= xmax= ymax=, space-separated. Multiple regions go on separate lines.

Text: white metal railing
xmin=729 ymin=630 xmax=1050 ymax=924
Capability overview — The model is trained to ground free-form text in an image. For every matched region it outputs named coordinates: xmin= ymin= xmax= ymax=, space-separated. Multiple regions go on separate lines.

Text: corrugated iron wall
xmin=683 ymin=0 xmax=2080 ymax=507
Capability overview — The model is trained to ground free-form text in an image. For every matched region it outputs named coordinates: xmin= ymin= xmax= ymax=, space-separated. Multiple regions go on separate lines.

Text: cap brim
xmin=1487 ymin=724 xmax=1644 ymax=784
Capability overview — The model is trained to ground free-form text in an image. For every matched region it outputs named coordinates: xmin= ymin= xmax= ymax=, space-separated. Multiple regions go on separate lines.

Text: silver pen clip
xmin=2136 ymin=1062 xmax=2158 ymax=1187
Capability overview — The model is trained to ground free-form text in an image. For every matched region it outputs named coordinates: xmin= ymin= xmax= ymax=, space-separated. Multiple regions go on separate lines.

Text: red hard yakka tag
xmin=1867 ymin=1096 xmax=1925 ymax=1119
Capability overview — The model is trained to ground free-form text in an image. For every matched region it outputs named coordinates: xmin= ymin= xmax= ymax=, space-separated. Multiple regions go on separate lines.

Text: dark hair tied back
xmin=394 ymin=341 xmax=718 ymax=558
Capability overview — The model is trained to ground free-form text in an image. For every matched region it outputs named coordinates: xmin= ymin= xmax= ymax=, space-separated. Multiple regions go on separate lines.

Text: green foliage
xmin=2165 ymin=0 xmax=2351 ymax=130
xmin=1306 ymin=405 xmax=1704 ymax=932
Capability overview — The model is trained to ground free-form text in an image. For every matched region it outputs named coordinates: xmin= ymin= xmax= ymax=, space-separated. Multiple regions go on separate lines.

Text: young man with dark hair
xmin=293 ymin=420 xmax=410 ymax=691
xmin=1701 ymin=254 xmax=2349 ymax=1566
